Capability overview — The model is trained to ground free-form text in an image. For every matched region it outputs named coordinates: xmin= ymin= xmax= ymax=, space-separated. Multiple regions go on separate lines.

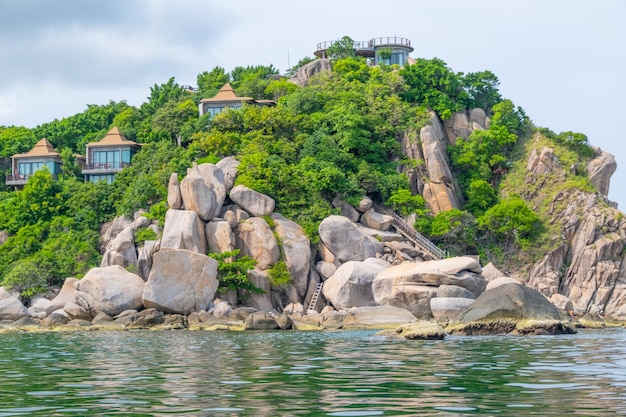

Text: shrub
xmin=269 ymin=261 xmax=291 ymax=287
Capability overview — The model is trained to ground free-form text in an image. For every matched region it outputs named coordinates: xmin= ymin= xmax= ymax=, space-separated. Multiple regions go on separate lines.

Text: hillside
xmin=0 ymin=54 xmax=622 ymax=316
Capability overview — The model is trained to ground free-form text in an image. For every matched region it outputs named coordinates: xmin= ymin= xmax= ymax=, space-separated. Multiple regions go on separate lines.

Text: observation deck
xmin=314 ymin=36 xmax=413 ymax=60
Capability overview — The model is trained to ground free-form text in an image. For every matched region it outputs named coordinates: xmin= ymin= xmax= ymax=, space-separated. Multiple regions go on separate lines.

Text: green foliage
xmin=326 ymin=36 xmax=357 ymax=59
xmin=465 ymin=179 xmax=498 ymax=215
xmin=17 ymin=169 xmax=64 ymax=230
xmin=0 ymin=126 xmax=37 ymax=158
xmin=387 ymin=189 xmax=425 ymax=215
xmin=135 ymin=226 xmax=158 ymax=245
xmin=478 ymin=196 xmax=543 ymax=250
xmin=197 ymin=66 xmax=230 ymax=97
xmin=208 ymin=250 xmax=262 ymax=297
xmin=1 ymin=258 xmax=48 ymax=299
xmin=231 ymin=65 xmax=279 ymax=100
xmin=426 ymin=209 xmax=479 ymax=256
xmin=462 ymin=71 xmax=502 ymax=110
xmin=537 ymin=128 xmax=594 ymax=158
xmin=268 ymin=261 xmax=291 ymax=287
xmin=400 ymin=57 xmax=468 ymax=119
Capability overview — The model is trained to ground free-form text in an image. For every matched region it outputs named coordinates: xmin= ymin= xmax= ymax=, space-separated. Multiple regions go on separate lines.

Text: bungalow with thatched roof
xmin=198 ymin=83 xmax=275 ymax=117
xmin=5 ymin=138 xmax=82 ymax=189
xmin=81 ymin=127 xmax=141 ymax=183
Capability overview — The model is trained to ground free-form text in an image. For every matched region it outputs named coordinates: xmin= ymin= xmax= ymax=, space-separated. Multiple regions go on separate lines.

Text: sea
xmin=1 ymin=327 xmax=625 ymax=416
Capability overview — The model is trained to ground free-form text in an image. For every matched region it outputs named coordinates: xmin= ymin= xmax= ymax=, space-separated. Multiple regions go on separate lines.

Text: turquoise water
xmin=1 ymin=328 xmax=626 ymax=416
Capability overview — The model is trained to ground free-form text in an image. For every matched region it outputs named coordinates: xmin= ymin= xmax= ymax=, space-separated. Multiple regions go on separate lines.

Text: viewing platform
xmin=314 ymin=36 xmax=413 ymax=65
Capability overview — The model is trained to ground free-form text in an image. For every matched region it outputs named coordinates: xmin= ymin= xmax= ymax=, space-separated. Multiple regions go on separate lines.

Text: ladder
xmin=308 ymin=282 xmax=324 ymax=312
xmin=375 ymin=205 xmax=447 ymax=260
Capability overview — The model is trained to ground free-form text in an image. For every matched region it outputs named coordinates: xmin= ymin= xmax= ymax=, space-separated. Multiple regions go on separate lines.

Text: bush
xmin=478 ymin=196 xmax=542 ymax=250
xmin=269 ymin=261 xmax=291 ymax=287
xmin=208 ymin=250 xmax=262 ymax=296
xmin=135 ymin=226 xmax=158 ymax=245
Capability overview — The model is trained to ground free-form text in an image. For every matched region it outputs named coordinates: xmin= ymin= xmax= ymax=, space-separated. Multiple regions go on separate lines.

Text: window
xmin=92 ymin=150 xmax=120 ymax=169
xmin=88 ymin=174 xmax=115 ymax=184
xmin=18 ymin=162 xmax=43 ymax=176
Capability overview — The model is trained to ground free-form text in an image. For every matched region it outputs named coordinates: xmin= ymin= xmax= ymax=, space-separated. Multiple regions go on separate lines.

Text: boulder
xmin=100 ymin=225 xmax=137 ymax=268
xmin=318 ymin=215 xmax=383 ymax=263
xmin=384 ymin=241 xmax=423 ymax=258
xmin=137 ymin=240 xmax=157 ymax=281
xmin=272 ymin=214 xmax=311 ymax=298
xmin=213 ymin=300 xmax=233 ymax=318
xmin=469 ymin=108 xmax=487 ymax=129
xmin=180 ymin=163 xmax=226 ymax=221
xmin=243 ymin=269 xmax=273 ymax=311
xmin=436 ymin=285 xmax=475 ymax=299
xmin=331 ymin=197 xmax=360 ymax=223
xmin=448 ymin=283 xmax=571 ymax=335
xmin=0 ymin=230 xmax=7 ymax=246
xmin=235 ymin=217 xmax=280 ymax=270
xmin=373 ymin=257 xmax=486 ymax=296
xmin=92 ymin=311 xmax=113 ymax=325
xmin=222 ymin=204 xmax=250 ymax=230
xmin=322 ymin=259 xmax=388 ymax=310
xmin=289 ymin=58 xmax=332 ymax=87
xmin=28 ymin=296 xmax=52 ymax=318
xmin=160 ymin=209 xmax=207 ymax=254
xmin=372 ymin=281 xmax=437 ymax=318
xmin=74 ymin=266 xmax=145 ymax=317
xmin=481 ymin=262 xmax=505 ymax=281
xmin=486 ymin=276 xmax=521 ymax=291
xmin=355 ymin=196 xmax=373 ymax=213
xmin=216 ymin=156 xmax=240 ymax=192
xmin=229 ymin=185 xmax=275 ymax=217
xmin=360 ymin=208 xmax=393 ymax=231
xmin=342 ymin=306 xmax=417 ymax=329
xmin=550 ymin=293 xmax=574 ymax=313
xmin=526 ymin=147 xmax=561 ymax=175
xmin=46 ymin=278 xmax=80 ymax=316
xmin=587 ymin=149 xmax=616 ymax=196
xmin=63 ymin=301 xmax=92 ymax=321
xmin=0 ymin=297 xmax=28 ymax=321
xmin=99 ymin=215 xmax=132 ymax=253
xmin=430 ymin=297 xmax=475 ymax=322
xmin=0 ymin=286 xmax=18 ymax=301
xmin=359 ymin=227 xmax=403 ymax=242
xmin=244 ymin=311 xmax=279 ymax=330
xmin=316 ymin=261 xmax=337 ymax=281
xmin=143 ymin=249 xmax=219 ymax=314
xmin=205 ymin=220 xmax=236 ymax=254
xmin=42 ymin=309 xmax=70 ymax=327
xmin=167 ymin=172 xmax=182 ymax=209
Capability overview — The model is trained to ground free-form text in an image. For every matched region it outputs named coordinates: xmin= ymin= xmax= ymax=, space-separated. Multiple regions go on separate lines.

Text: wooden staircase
xmin=308 ymin=282 xmax=324 ymax=312
xmin=375 ymin=205 xmax=447 ymax=260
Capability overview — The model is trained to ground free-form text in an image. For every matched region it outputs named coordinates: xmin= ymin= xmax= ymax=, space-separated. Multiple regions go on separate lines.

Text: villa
xmin=5 ymin=138 xmax=82 ymax=189
xmin=198 ymin=83 xmax=275 ymax=117
xmin=81 ymin=127 xmax=141 ymax=183
xmin=314 ymin=36 xmax=414 ymax=66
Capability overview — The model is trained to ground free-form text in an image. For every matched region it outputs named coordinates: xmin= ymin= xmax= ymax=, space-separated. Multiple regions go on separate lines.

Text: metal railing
xmin=82 ymin=162 xmax=130 ymax=171
xmin=6 ymin=173 xmax=59 ymax=184
xmin=375 ymin=205 xmax=447 ymax=260
xmin=316 ymin=37 xmax=412 ymax=52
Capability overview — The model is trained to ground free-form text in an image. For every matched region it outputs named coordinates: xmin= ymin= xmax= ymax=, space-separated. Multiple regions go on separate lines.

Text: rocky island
xmin=0 ymin=52 xmax=623 ymax=338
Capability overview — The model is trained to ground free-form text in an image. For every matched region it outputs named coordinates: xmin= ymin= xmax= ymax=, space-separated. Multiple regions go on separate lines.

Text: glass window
xmin=121 ymin=150 xmax=131 ymax=164
xmin=93 ymin=150 xmax=120 ymax=168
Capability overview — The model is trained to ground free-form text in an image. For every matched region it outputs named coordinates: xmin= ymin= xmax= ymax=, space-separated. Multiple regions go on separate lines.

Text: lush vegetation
xmin=0 ymin=45 xmax=599 ymax=297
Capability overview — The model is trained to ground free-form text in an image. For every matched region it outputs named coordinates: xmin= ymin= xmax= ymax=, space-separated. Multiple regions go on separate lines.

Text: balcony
xmin=81 ymin=162 xmax=131 ymax=175
xmin=6 ymin=173 xmax=59 ymax=186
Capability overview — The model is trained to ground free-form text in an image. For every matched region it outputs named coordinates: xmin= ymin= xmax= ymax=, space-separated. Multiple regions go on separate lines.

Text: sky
xmin=1 ymin=0 xmax=624 ymax=208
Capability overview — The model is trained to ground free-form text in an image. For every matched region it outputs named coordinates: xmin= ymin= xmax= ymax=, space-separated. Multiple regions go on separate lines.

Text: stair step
xmin=308 ymin=282 xmax=324 ymax=311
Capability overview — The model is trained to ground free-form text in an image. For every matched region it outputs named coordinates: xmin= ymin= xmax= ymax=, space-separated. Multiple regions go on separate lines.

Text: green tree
xmin=463 ymin=70 xmax=502 ymax=110
xmin=478 ymin=196 xmax=542 ymax=251
xmin=326 ymin=36 xmax=356 ymax=59
xmin=208 ymin=250 xmax=262 ymax=301
xmin=197 ymin=66 xmax=230 ymax=98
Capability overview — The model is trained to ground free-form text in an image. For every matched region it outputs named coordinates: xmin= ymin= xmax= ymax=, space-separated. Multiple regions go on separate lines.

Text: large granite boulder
xmin=360 ymin=208 xmax=393 ymax=231
xmin=235 ymin=217 xmax=280 ymax=270
xmin=244 ymin=311 xmax=278 ymax=330
xmin=526 ymin=147 xmax=561 ymax=175
xmin=448 ymin=283 xmax=575 ymax=335
xmin=318 ymin=215 xmax=383 ymax=263
xmin=137 ymin=240 xmax=157 ymax=281
xmin=430 ymin=297 xmax=474 ymax=322
xmin=229 ymin=185 xmax=275 ymax=217
xmin=100 ymin=225 xmax=137 ymax=268
xmin=0 ymin=297 xmax=28 ymax=321
xmin=289 ymin=58 xmax=331 ymax=87
xmin=272 ymin=214 xmax=311 ymax=298
xmin=374 ymin=257 xmax=486 ymax=296
xmin=143 ymin=249 xmax=219 ymax=314
xmin=46 ymin=277 xmax=80 ymax=316
xmin=99 ymin=215 xmax=132 ymax=253
xmin=160 ymin=209 xmax=207 ymax=254
xmin=587 ymin=148 xmax=616 ymax=197
xmin=322 ymin=259 xmax=389 ymax=310
xmin=216 ymin=156 xmax=240 ymax=192
xmin=243 ymin=269 xmax=273 ymax=311
xmin=206 ymin=220 xmax=236 ymax=254
xmin=332 ymin=197 xmax=360 ymax=223
xmin=180 ymin=163 xmax=226 ymax=221
xmin=74 ymin=266 xmax=145 ymax=317
xmin=167 ymin=172 xmax=182 ymax=209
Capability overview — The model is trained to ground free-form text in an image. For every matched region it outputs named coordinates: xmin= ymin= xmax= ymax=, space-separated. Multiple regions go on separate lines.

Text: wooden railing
xmin=6 ymin=173 xmax=59 ymax=184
